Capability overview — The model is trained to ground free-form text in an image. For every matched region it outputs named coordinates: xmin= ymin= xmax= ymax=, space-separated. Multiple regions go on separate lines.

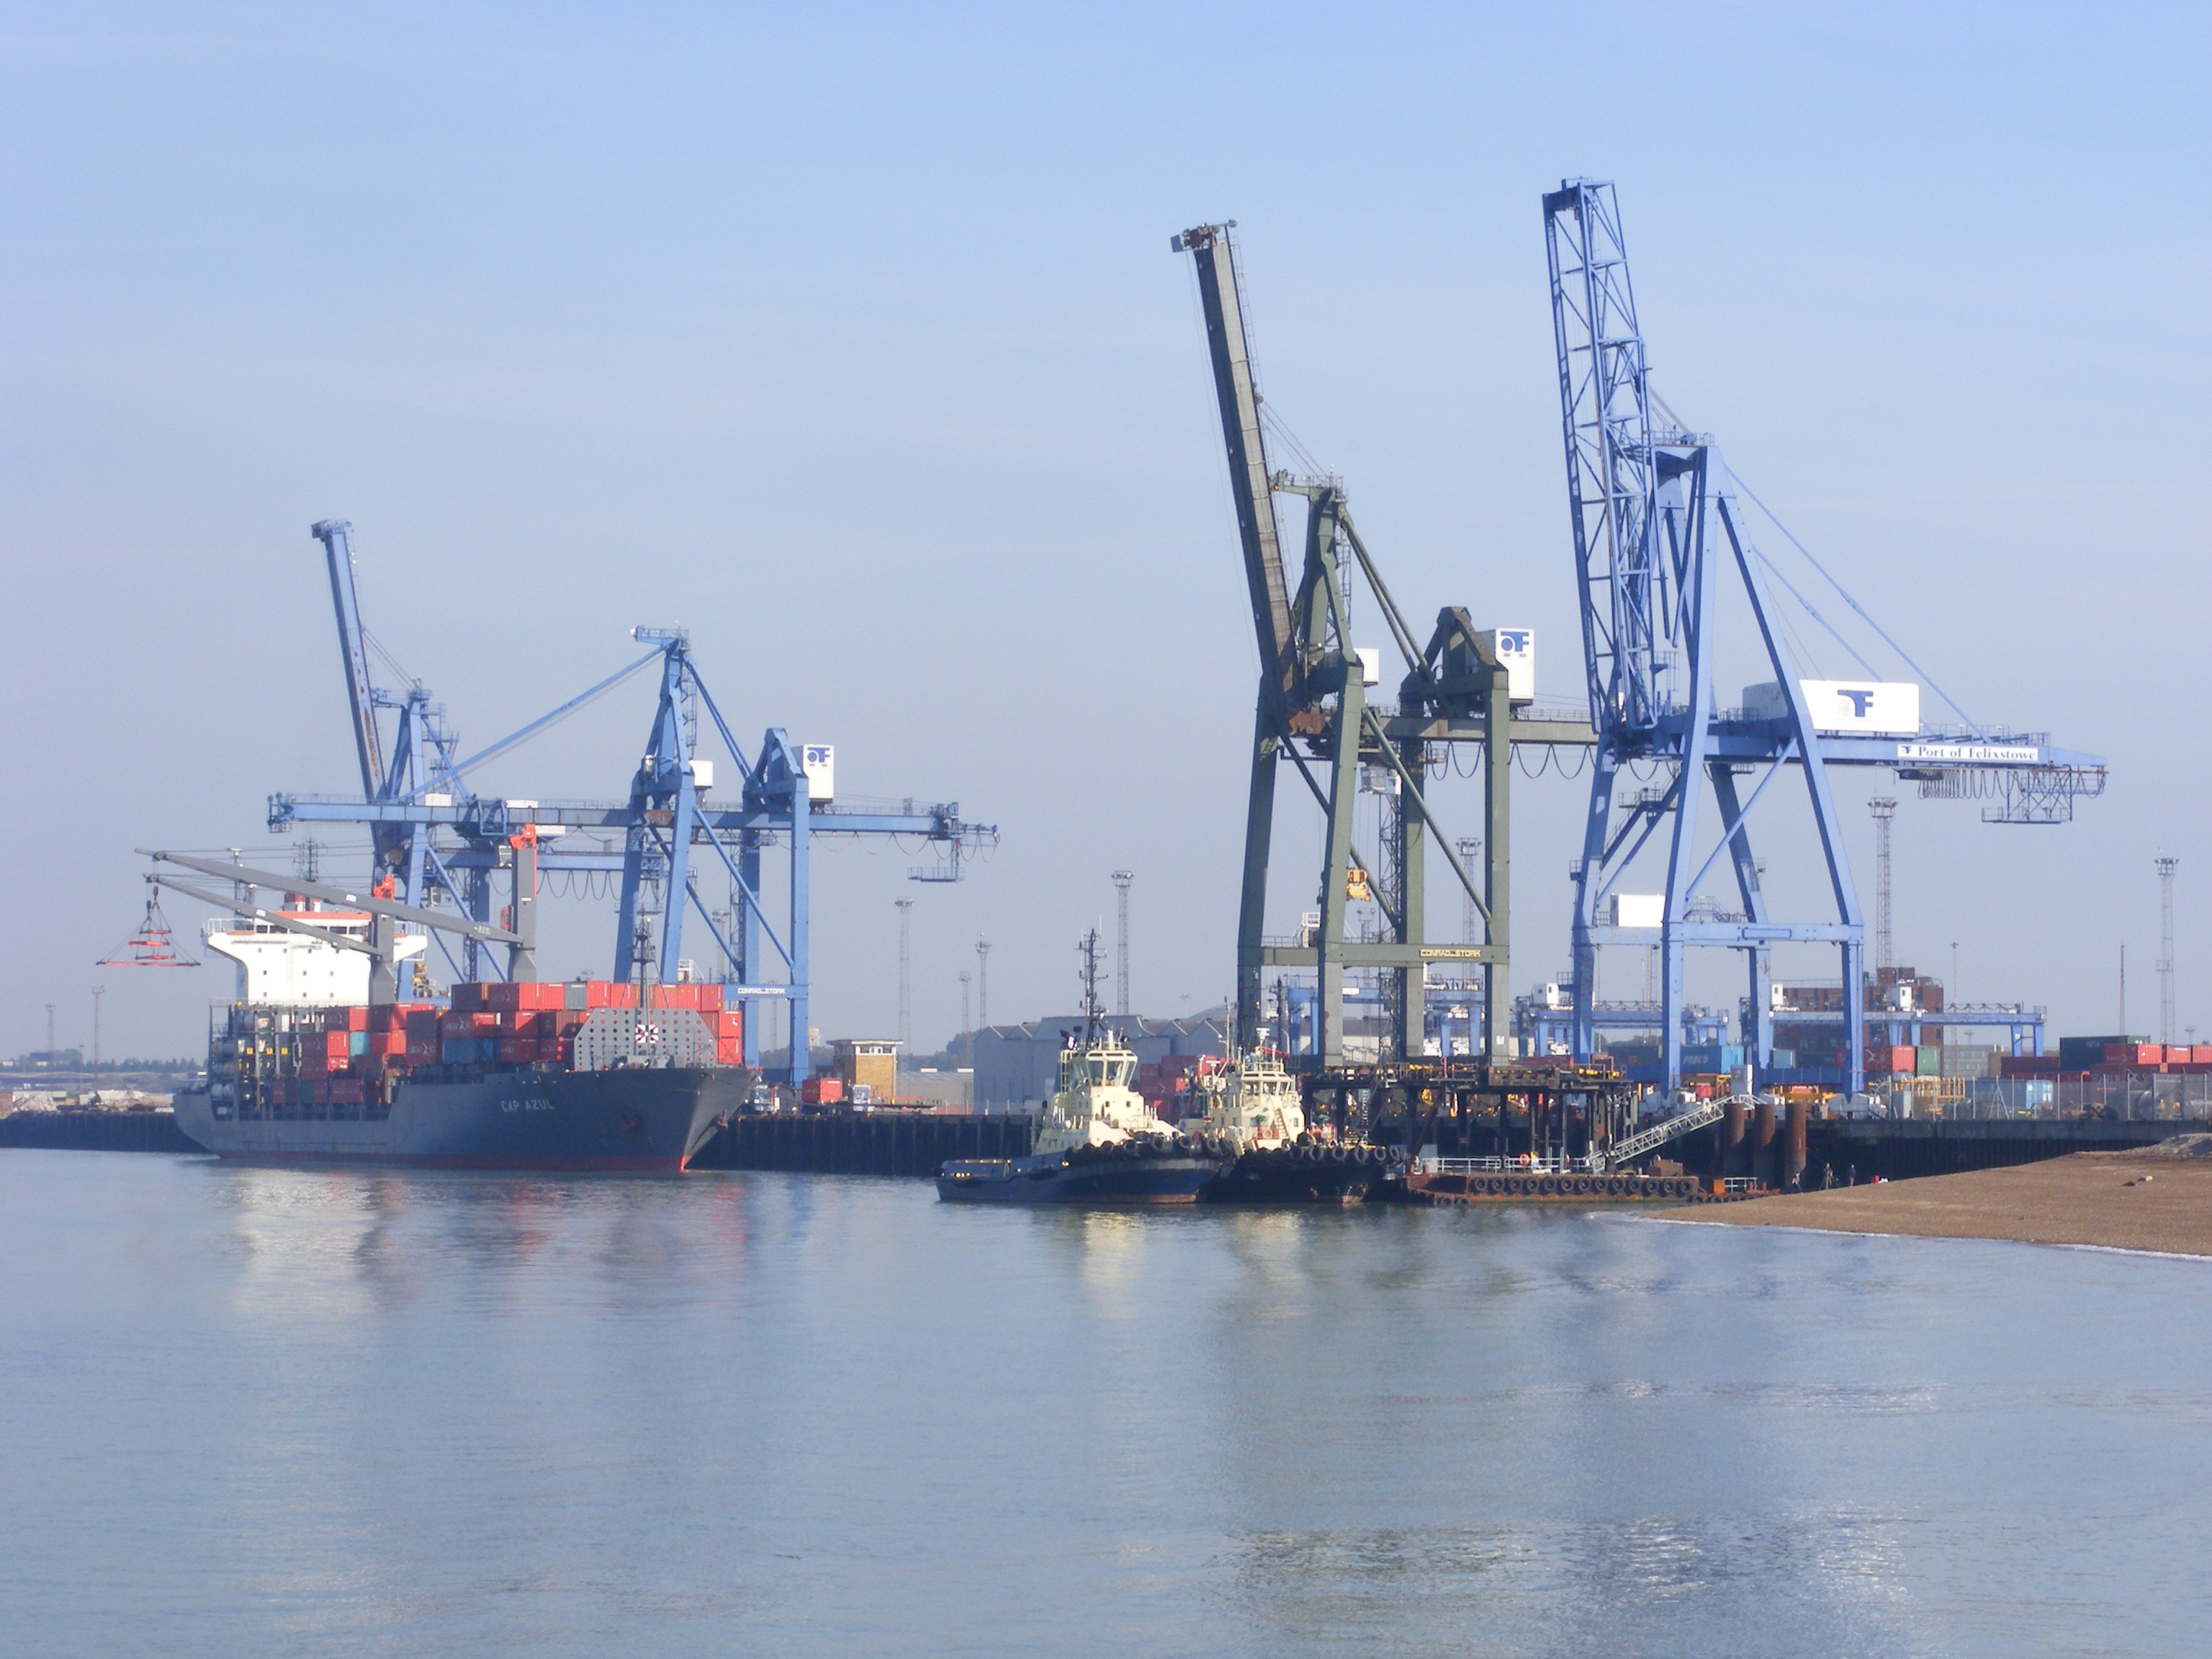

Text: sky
xmin=3 ymin=1 xmax=2206 ymax=1064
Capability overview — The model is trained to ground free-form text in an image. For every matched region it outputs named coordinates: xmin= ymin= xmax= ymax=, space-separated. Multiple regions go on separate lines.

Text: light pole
xmin=2157 ymin=857 xmax=2179 ymax=1046
xmin=958 ymin=971 xmax=972 ymax=1064
xmin=1110 ymin=871 xmax=1134 ymax=1018
xmin=894 ymin=898 xmax=914 ymax=1048
xmin=1869 ymin=799 xmax=1897 ymax=973
xmin=976 ymin=939 xmax=992 ymax=1030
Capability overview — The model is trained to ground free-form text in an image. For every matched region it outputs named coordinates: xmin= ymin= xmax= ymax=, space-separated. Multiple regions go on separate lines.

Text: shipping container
xmin=800 ymin=1076 xmax=844 ymax=1105
xmin=325 ymin=1006 xmax=370 ymax=1033
xmin=2059 ymin=1034 xmax=2137 ymax=1069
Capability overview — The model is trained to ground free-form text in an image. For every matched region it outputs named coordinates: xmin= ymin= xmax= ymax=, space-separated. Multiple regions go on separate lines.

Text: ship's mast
xmin=1077 ymin=928 xmax=1105 ymax=1047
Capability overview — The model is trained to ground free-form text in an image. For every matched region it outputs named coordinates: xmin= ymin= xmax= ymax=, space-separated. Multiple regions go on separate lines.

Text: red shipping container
xmin=313 ymin=1080 xmax=333 ymax=1104
xmin=325 ymin=1005 xmax=369 ymax=1033
xmin=486 ymin=981 xmax=520 ymax=1012
xmin=2194 ymin=1046 xmax=2212 ymax=1064
xmin=695 ymin=984 xmax=723 ymax=1012
xmin=439 ymin=1012 xmax=474 ymax=1039
xmin=799 ymin=1076 xmax=843 ymax=1105
xmin=2106 ymin=1043 xmax=2162 ymax=1066
xmin=497 ymin=1037 xmax=526 ymax=1063
xmin=331 ymin=1079 xmax=364 ymax=1104
xmin=715 ymin=1009 xmax=744 ymax=1040
xmin=322 ymin=1032 xmax=351 ymax=1061
xmin=715 ymin=1036 xmax=743 ymax=1067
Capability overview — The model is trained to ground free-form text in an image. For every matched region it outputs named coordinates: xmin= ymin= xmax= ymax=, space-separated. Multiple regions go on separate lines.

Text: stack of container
xmin=438 ymin=980 xmax=743 ymax=1069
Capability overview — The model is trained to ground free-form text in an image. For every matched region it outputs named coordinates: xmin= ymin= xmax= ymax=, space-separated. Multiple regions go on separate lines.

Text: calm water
xmin=4 ymin=1153 xmax=2209 ymax=1658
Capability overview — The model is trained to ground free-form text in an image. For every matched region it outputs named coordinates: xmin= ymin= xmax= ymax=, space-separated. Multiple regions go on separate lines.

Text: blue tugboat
xmin=937 ymin=931 xmax=1223 ymax=1205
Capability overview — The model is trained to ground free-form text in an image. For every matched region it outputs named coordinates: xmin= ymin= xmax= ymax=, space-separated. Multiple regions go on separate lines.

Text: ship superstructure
xmin=203 ymin=908 xmax=426 ymax=1005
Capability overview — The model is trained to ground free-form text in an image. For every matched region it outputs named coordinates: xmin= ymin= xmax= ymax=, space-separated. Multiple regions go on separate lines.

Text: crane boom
xmin=1543 ymin=179 xmax=1665 ymax=737
xmin=310 ymin=519 xmax=386 ymax=801
xmin=1172 ymin=223 xmax=1292 ymax=684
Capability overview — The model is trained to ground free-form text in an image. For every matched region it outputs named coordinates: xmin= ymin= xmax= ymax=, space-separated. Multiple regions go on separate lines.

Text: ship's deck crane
xmin=1542 ymin=179 xmax=2105 ymax=1096
xmin=183 ymin=524 xmax=999 ymax=1084
xmin=1174 ymin=222 xmax=1596 ymax=1074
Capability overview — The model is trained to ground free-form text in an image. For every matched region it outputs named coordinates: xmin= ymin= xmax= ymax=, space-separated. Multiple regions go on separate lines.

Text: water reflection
xmin=4 ymin=1160 xmax=2209 ymax=1659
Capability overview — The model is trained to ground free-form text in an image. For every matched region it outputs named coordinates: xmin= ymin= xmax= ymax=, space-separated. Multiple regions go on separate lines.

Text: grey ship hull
xmin=172 ymin=1068 xmax=749 ymax=1172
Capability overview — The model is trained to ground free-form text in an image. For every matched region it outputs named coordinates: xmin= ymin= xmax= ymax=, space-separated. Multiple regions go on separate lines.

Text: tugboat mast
xmin=1077 ymin=927 xmax=1106 ymax=1047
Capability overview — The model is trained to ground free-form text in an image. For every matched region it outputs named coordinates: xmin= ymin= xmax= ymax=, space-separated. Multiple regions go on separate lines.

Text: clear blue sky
xmin=3 ymin=2 xmax=2206 ymax=1061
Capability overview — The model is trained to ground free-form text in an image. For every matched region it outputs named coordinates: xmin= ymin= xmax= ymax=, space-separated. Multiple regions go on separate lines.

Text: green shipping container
xmin=1915 ymin=1045 xmax=1944 ymax=1076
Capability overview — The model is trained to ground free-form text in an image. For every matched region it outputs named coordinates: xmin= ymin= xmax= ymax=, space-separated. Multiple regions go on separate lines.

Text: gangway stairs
xmin=1601 ymin=1097 xmax=1732 ymax=1170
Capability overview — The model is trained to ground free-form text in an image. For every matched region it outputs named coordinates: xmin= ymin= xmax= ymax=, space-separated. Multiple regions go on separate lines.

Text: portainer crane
xmin=1542 ymin=179 xmax=2105 ymax=1097
xmin=1173 ymin=223 xmax=1599 ymax=1074
xmin=163 ymin=522 xmax=997 ymax=1084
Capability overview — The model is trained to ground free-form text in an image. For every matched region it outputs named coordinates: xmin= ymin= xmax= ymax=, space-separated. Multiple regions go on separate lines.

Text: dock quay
xmin=688 ymin=1110 xmax=1035 ymax=1177
xmin=1802 ymin=1118 xmax=2199 ymax=1184
xmin=0 ymin=1110 xmax=197 ymax=1154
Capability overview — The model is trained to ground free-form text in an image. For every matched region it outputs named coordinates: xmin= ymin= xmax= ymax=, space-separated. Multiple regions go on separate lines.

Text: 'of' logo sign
xmin=1838 ymin=689 xmax=1876 ymax=718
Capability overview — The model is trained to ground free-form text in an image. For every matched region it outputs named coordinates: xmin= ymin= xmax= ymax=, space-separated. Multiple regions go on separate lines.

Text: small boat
xmin=1187 ymin=1046 xmax=1399 ymax=1204
xmin=938 ymin=931 xmax=1221 ymax=1205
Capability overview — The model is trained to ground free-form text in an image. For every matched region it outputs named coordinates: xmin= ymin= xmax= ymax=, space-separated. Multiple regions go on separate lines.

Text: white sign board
xmin=1604 ymin=892 xmax=1665 ymax=929
xmin=1895 ymin=740 xmax=2042 ymax=765
xmin=801 ymin=744 xmax=835 ymax=802
xmin=1745 ymin=680 xmax=1920 ymax=737
xmin=1477 ymin=628 xmax=1535 ymax=704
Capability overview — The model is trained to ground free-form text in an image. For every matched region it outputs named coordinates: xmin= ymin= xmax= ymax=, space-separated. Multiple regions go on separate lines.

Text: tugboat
xmin=1188 ymin=1045 xmax=1399 ymax=1204
xmin=937 ymin=931 xmax=1223 ymax=1205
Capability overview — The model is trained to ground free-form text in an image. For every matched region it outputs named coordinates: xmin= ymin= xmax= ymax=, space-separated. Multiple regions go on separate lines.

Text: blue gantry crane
xmin=1542 ymin=180 xmax=2105 ymax=1097
xmin=269 ymin=522 xmax=995 ymax=1082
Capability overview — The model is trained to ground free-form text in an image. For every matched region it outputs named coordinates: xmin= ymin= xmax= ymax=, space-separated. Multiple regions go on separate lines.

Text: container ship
xmin=171 ymin=907 xmax=751 ymax=1172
